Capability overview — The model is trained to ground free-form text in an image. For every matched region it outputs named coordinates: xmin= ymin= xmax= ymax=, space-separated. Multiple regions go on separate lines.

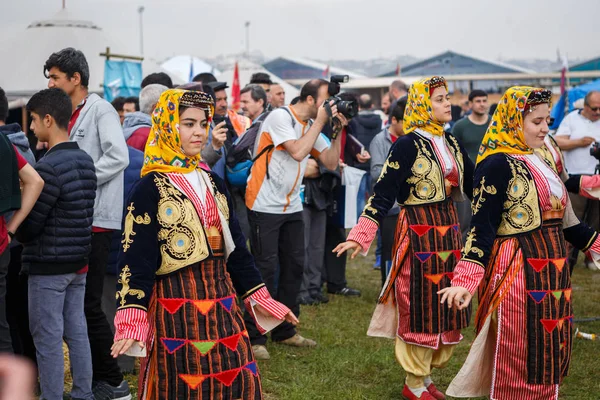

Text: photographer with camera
xmin=244 ymin=79 xmax=345 ymax=360
xmin=555 ymin=91 xmax=600 ymax=269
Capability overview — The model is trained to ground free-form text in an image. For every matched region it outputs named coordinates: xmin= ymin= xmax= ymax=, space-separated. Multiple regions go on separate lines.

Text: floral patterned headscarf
xmin=477 ymin=86 xmax=552 ymax=165
xmin=403 ymin=76 xmax=448 ymax=137
xmin=141 ymin=89 xmax=214 ymax=177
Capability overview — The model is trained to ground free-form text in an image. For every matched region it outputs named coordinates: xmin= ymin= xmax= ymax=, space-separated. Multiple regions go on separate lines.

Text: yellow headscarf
xmin=141 ymin=89 xmax=214 ymax=177
xmin=403 ymin=76 xmax=448 ymax=136
xmin=477 ymin=86 xmax=552 ymax=165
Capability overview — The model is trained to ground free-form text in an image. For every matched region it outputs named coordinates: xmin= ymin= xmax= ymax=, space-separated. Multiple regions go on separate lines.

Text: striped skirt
xmin=138 ymin=257 xmax=262 ymax=400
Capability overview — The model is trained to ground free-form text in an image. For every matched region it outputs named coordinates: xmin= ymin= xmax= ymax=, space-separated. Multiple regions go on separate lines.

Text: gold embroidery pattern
xmin=534 ymin=145 xmax=558 ymax=173
xmin=362 ymin=194 xmax=378 ymax=217
xmin=121 ymin=203 xmax=151 ymax=253
xmin=497 ymin=158 xmax=541 ymax=236
xmin=377 ymin=157 xmax=400 ymax=183
xmin=447 ymin=135 xmax=465 ymax=190
xmin=154 ymin=175 xmax=209 ymax=275
xmin=472 ymin=177 xmax=497 ymax=215
xmin=405 ymin=139 xmax=444 ymax=205
xmin=464 ymin=227 xmax=484 ymax=258
xmin=116 ymin=265 xmax=145 ymax=308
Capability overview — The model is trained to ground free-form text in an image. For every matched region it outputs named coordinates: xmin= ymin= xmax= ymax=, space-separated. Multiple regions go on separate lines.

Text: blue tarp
xmin=551 ymin=78 xmax=600 ymax=129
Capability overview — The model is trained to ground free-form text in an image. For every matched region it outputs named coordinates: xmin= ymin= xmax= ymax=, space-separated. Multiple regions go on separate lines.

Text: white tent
xmin=216 ymin=60 xmax=299 ymax=104
xmin=0 ymin=8 xmax=182 ymax=108
xmin=161 ymin=55 xmax=220 ymax=84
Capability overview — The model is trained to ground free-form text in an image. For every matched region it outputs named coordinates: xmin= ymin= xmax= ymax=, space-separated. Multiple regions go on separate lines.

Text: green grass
xmin=255 ymin=254 xmax=600 ymax=400
xmin=116 ymin=253 xmax=600 ymax=399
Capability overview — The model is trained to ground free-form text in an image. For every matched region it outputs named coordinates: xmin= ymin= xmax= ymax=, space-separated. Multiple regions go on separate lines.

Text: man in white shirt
xmin=555 ymin=90 xmax=600 ymax=268
xmin=244 ymin=79 xmax=343 ymax=360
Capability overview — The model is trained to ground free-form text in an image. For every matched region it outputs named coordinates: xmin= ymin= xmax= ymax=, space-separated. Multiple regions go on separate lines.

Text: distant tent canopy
xmin=551 ymin=78 xmax=600 ymax=129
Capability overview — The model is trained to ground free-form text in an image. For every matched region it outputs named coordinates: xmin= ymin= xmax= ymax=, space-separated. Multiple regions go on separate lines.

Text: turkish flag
xmin=231 ymin=62 xmax=241 ymax=112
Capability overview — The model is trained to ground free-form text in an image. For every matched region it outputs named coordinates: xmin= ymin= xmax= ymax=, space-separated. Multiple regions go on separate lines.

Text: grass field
xmin=112 ymin=254 xmax=600 ymax=399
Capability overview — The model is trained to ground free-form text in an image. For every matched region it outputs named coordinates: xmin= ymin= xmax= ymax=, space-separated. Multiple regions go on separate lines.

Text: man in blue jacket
xmin=17 ymin=88 xmax=97 ymax=400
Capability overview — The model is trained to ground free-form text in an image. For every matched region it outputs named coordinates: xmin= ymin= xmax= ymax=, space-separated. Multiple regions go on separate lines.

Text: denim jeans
xmin=29 ymin=273 xmax=93 ymax=400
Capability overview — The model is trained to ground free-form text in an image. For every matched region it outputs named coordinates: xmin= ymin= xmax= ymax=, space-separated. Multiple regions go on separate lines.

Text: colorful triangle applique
xmin=564 ymin=289 xmax=572 ymax=302
xmin=179 ymin=374 xmax=206 ymax=390
xmin=528 ymin=259 xmax=550 ymax=273
xmin=213 ymin=369 xmax=240 ymax=386
xmin=557 ymin=319 xmax=565 ymax=330
xmin=219 ymin=297 xmax=234 ymax=313
xmin=560 ymin=341 xmax=567 ymax=350
xmin=452 ymin=250 xmax=462 ymax=260
xmin=415 ymin=252 xmax=434 ymax=263
xmin=528 ymin=291 xmax=547 ymax=304
xmin=161 ymin=338 xmax=187 ymax=354
xmin=435 ymin=226 xmax=451 ymax=236
xmin=410 ymin=225 xmax=432 ymax=237
xmin=424 ymin=274 xmax=444 ymax=285
xmin=191 ymin=341 xmax=217 ymax=355
xmin=540 ymin=319 xmax=559 ymax=333
xmin=552 ymin=258 xmax=567 ymax=273
xmin=437 ymin=251 xmax=452 ymax=262
xmin=220 ymin=334 xmax=241 ymax=351
xmin=566 ymin=316 xmax=574 ymax=324
xmin=452 ymin=224 xmax=460 ymax=232
xmin=552 ymin=291 xmax=563 ymax=301
xmin=241 ymin=330 xmax=249 ymax=338
xmin=244 ymin=361 xmax=258 ymax=376
xmin=158 ymin=298 xmax=186 ymax=314
xmin=192 ymin=300 xmax=215 ymax=315
xmin=446 ymin=272 xmax=454 ymax=280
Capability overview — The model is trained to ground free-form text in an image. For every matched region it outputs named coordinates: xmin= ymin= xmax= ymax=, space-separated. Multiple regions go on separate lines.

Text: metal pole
xmin=138 ymin=6 xmax=145 ymax=56
xmin=245 ymin=21 xmax=250 ymax=58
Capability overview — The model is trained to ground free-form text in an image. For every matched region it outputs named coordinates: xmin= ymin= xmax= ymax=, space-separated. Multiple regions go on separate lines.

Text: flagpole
xmin=245 ymin=21 xmax=250 ymax=58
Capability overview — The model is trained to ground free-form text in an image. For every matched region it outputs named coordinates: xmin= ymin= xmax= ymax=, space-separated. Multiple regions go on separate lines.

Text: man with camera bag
xmin=244 ymin=79 xmax=345 ymax=360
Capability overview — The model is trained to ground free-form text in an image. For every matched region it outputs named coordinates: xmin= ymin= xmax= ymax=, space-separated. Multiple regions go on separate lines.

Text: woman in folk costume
xmin=536 ymin=134 xmax=600 ymax=271
xmin=334 ymin=76 xmax=474 ymax=400
xmin=440 ymin=87 xmax=600 ymax=400
xmin=110 ymin=89 xmax=297 ymax=400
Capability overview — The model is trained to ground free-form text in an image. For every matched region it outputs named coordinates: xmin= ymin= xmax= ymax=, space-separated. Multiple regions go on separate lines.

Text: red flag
xmin=322 ymin=64 xmax=329 ymax=78
xmin=395 ymin=63 xmax=401 ymax=76
xmin=560 ymin=56 xmax=568 ymax=95
xmin=231 ymin=62 xmax=241 ymax=112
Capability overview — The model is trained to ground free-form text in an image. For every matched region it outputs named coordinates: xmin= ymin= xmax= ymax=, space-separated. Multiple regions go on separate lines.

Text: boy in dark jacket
xmin=17 ymin=88 xmax=97 ymax=400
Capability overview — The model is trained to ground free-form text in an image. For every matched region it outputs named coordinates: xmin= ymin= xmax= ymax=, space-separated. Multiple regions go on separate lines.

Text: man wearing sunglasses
xmin=555 ymin=90 xmax=600 ymax=269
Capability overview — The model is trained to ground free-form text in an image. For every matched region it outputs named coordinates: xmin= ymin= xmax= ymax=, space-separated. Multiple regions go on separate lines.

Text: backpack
xmin=225 ymin=107 xmax=296 ymax=188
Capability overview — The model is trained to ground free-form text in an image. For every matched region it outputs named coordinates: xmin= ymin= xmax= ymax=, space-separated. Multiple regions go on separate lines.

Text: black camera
xmin=324 ymin=75 xmax=358 ymax=136
xmin=590 ymin=142 xmax=600 ymax=160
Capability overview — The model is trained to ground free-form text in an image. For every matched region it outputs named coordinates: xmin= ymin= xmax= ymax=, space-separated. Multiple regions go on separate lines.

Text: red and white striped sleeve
xmin=585 ymin=235 xmax=600 ymax=268
xmin=114 ymin=308 xmax=149 ymax=342
xmin=244 ymin=286 xmax=290 ymax=335
xmin=347 ymin=216 xmax=379 ymax=255
xmin=451 ymin=260 xmax=485 ymax=295
xmin=580 ymin=175 xmax=600 ymax=200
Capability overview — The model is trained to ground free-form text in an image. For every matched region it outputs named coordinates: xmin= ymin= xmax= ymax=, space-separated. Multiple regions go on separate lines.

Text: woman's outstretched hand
xmin=332 ymin=240 xmax=362 ymax=259
xmin=437 ymin=286 xmax=472 ymax=310
xmin=111 ymin=338 xmax=145 ymax=358
xmin=254 ymin=304 xmax=299 ymax=326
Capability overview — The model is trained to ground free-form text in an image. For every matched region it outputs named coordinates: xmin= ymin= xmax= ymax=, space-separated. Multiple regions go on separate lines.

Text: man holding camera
xmin=244 ymin=79 xmax=344 ymax=360
xmin=555 ymin=90 xmax=600 ymax=268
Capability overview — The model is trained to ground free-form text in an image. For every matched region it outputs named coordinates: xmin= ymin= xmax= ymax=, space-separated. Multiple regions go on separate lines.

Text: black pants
xmin=6 ymin=246 xmax=35 ymax=362
xmin=244 ymin=210 xmax=304 ymax=345
xmin=0 ymin=249 xmax=12 ymax=353
xmin=86 ymin=232 xmax=122 ymax=386
xmin=323 ymin=223 xmax=347 ymax=292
